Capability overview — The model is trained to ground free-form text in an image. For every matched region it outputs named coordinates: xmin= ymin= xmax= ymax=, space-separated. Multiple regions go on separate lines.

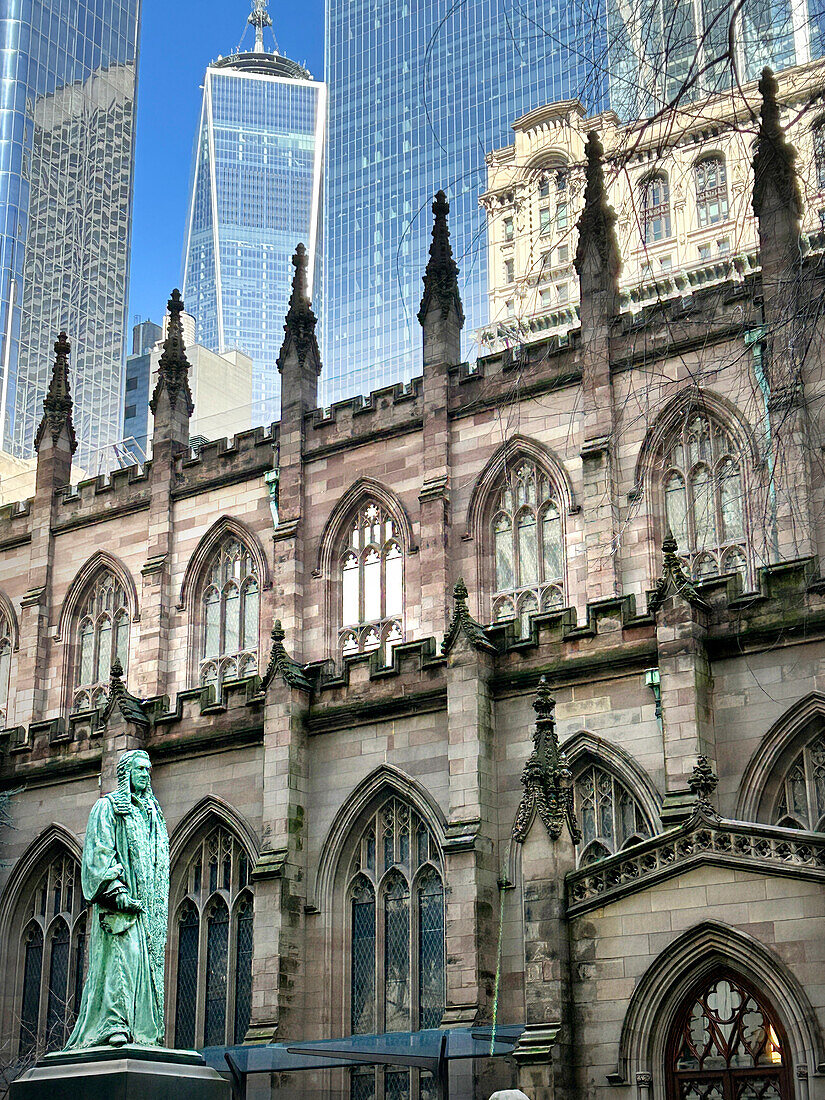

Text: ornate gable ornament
xmin=276 ymin=244 xmax=320 ymax=374
xmin=574 ymin=131 xmax=621 ymax=280
xmin=688 ymin=755 xmax=720 ymax=818
xmin=647 ymin=532 xmax=711 ymax=614
xmin=102 ymin=659 xmax=149 ymax=728
xmin=751 ymin=67 xmax=802 ymax=220
xmin=149 ymin=289 xmax=194 ymax=416
xmin=417 ymin=190 xmax=465 ymax=327
xmin=512 ymin=677 xmax=581 ymax=844
xmin=34 ymin=331 xmax=78 ymax=454
xmin=262 ymin=619 xmax=311 ymax=692
xmin=442 ymin=578 xmax=497 ymax=655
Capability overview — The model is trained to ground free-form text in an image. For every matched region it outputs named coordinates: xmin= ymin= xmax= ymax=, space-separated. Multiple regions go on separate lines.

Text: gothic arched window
xmin=339 ymin=500 xmax=404 ymax=660
xmin=640 ymin=172 xmax=671 ymax=242
xmin=695 ymin=156 xmax=728 ymax=226
xmin=17 ymin=852 xmax=86 ymax=1057
xmin=171 ymin=826 xmax=254 ymax=1048
xmin=573 ymin=763 xmax=651 ymax=866
xmin=0 ymin=610 xmax=13 ymax=722
xmin=347 ymin=799 xmax=444 ymax=1098
xmin=666 ymin=972 xmax=791 ymax=1098
xmin=73 ymin=572 xmax=130 ymax=711
xmin=773 ymin=732 xmax=825 ymax=832
xmin=198 ymin=537 xmax=259 ymax=693
xmin=491 ymin=459 xmax=564 ymax=635
xmin=661 ymin=411 xmax=749 ymax=584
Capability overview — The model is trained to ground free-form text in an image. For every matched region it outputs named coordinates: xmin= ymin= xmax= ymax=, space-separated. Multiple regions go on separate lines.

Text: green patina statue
xmin=64 ymin=749 xmax=169 ymax=1049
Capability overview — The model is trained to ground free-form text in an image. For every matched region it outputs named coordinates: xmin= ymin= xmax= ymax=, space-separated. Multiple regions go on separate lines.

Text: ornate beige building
xmin=480 ymin=58 xmax=825 ymax=352
xmin=0 ymin=73 xmax=824 ymax=1100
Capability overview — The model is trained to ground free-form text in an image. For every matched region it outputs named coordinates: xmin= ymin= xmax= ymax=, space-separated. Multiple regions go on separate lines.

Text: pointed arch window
xmin=573 ymin=763 xmax=652 ymax=866
xmin=171 ymin=826 xmax=254 ymax=1048
xmin=695 ymin=156 xmax=728 ymax=227
xmin=346 ymin=799 xmax=444 ymax=1097
xmin=338 ymin=500 xmax=404 ymax=661
xmin=16 ymin=852 xmax=86 ymax=1058
xmin=0 ymin=609 xmax=12 ymax=722
xmin=73 ymin=572 xmax=130 ymax=711
xmin=773 ymin=732 xmax=825 ymax=832
xmin=666 ymin=971 xmax=791 ymax=1098
xmin=661 ymin=411 xmax=749 ymax=585
xmin=198 ymin=537 xmax=259 ymax=694
xmin=491 ymin=459 xmax=565 ymax=635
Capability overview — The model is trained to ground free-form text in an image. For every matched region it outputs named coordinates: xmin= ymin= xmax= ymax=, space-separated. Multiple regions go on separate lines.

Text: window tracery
xmin=171 ymin=826 xmax=254 ymax=1048
xmin=667 ymin=972 xmax=790 ymax=1098
xmin=573 ymin=763 xmax=651 ymax=866
xmin=346 ymin=799 xmax=444 ymax=1098
xmin=490 ymin=459 xmax=564 ymax=635
xmin=339 ymin=500 xmax=404 ymax=660
xmin=773 ymin=732 xmax=825 ymax=831
xmin=17 ymin=852 xmax=86 ymax=1057
xmin=73 ymin=572 xmax=130 ymax=711
xmin=661 ymin=411 xmax=749 ymax=584
xmin=198 ymin=537 xmax=259 ymax=693
xmin=0 ymin=609 xmax=12 ymax=722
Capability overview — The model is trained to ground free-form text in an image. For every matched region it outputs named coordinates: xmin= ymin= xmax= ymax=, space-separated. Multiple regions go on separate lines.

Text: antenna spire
xmin=248 ymin=0 xmax=274 ymax=53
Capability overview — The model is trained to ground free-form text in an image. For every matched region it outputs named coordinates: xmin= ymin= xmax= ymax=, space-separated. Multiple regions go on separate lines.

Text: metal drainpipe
xmin=745 ymin=326 xmax=779 ymax=563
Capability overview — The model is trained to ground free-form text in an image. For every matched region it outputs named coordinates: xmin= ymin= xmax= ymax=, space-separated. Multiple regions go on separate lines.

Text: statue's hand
xmin=114 ymin=892 xmax=143 ymax=914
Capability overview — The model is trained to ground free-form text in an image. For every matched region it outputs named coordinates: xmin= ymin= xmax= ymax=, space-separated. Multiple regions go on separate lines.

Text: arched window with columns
xmin=14 ymin=851 xmax=86 ymax=1057
xmin=73 ymin=571 xmax=130 ymax=711
xmin=346 ymin=797 xmax=444 ymax=1099
xmin=197 ymin=536 xmax=260 ymax=694
xmin=338 ymin=499 xmax=405 ymax=660
xmin=170 ymin=825 xmax=254 ymax=1048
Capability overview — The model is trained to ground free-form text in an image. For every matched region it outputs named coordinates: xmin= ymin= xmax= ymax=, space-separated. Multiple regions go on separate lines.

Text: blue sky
xmin=127 ymin=0 xmax=324 ymax=331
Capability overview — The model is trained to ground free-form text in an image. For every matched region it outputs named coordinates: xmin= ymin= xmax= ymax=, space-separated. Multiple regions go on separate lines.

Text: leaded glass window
xmin=347 ymin=799 xmax=444 ymax=1098
xmin=667 ymin=973 xmax=790 ymax=1099
xmin=172 ymin=826 xmax=254 ymax=1048
xmin=773 ymin=734 xmax=825 ymax=831
xmin=695 ymin=157 xmax=728 ymax=227
xmin=0 ymin=611 xmax=12 ymax=722
xmin=199 ymin=537 xmax=259 ymax=693
xmin=573 ymin=764 xmax=651 ymax=866
xmin=491 ymin=459 xmax=564 ymax=634
xmin=640 ymin=173 xmax=671 ymax=242
xmin=661 ymin=411 xmax=749 ymax=585
xmin=17 ymin=852 xmax=86 ymax=1058
xmin=73 ymin=572 xmax=130 ymax=711
xmin=339 ymin=500 xmax=404 ymax=660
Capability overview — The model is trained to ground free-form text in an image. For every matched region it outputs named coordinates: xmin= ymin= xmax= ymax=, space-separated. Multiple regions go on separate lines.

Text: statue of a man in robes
xmin=64 ymin=749 xmax=169 ymax=1049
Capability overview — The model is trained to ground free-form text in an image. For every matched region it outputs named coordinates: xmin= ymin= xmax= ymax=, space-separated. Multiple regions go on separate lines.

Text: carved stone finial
xmin=149 ymin=289 xmax=194 ymax=417
xmin=752 ymin=67 xmax=802 ymax=221
xmin=276 ymin=243 xmax=320 ymax=374
xmin=262 ymin=618 xmax=311 ymax=692
xmin=648 ymin=531 xmax=710 ymax=614
xmin=688 ymin=755 xmax=719 ymax=814
xmin=442 ymin=577 xmax=496 ymax=655
xmin=574 ymin=131 xmax=620 ymax=280
xmin=34 ymin=331 xmax=78 ymax=454
xmin=418 ymin=190 xmax=465 ymax=327
xmin=102 ymin=658 xmax=148 ymax=727
xmin=513 ymin=676 xmax=581 ymax=844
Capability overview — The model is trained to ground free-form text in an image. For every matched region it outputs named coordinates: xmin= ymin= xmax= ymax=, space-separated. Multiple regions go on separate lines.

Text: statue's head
xmin=117 ymin=749 xmax=152 ymax=797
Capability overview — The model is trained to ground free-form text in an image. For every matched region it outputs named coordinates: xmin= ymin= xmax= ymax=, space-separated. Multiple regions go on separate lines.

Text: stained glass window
xmin=199 ymin=537 xmax=259 ymax=693
xmin=16 ymin=853 xmax=84 ymax=1058
xmin=347 ymin=799 xmax=444 ymax=1096
xmin=172 ymin=825 xmax=255 ymax=1048
xmin=773 ymin=734 xmax=825 ymax=831
xmin=573 ymin=764 xmax=652 ymax=866
xmin=73 ymin=572 xmax=130 ymax=711
xmin=695 ymin=157 xmax=728 ymax=227
xmin=338 ymin=500 xmax=404 ymax=660
xmin=491 ymin=459 xmax=564 ymax=634
xmin=661 ymin=411 xmax=748 ymax=585
xmin=668 ymin=973 xmax=789 ymax=1098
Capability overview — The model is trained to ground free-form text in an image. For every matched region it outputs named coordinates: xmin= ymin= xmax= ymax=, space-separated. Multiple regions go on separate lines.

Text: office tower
xmin=182 ymin=0 xmax=325 ymax=427
xmin=321 ymin=0 xmax=607 ymax=403
xmin=0 ymin=0 xmax=141 ymax=461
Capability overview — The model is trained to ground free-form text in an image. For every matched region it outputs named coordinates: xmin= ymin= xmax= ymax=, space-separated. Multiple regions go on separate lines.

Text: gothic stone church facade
xmin=0 ymin=75 xmax=824 ymax=1100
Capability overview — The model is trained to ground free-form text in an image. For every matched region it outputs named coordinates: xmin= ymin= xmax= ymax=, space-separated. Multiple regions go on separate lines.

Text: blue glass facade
xmin=0 ymin=0 xmax=140 ymax=460
xmin=182 ymin=48 xmax=325 ymax=427
xmin=321 ymin=0 xmax=608 ymax=404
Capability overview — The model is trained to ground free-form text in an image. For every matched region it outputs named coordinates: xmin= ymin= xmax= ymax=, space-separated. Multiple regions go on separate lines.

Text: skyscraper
xmin=182 ymin=0 xmax=325 ymax=427
xmin=0 ymin=0 xmax=141 ymax=462
xmin=321 ymin=0 xmax=608 ymax=404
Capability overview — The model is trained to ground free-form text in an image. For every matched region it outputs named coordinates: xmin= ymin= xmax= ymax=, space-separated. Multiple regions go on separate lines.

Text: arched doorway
xmin=666 ymin=970 xmax=794 ymax=1098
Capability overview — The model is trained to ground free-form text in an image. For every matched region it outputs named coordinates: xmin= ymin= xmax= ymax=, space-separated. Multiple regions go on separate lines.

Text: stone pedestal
xmin=11 ymin=1046 xmax=231 ymax=1100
